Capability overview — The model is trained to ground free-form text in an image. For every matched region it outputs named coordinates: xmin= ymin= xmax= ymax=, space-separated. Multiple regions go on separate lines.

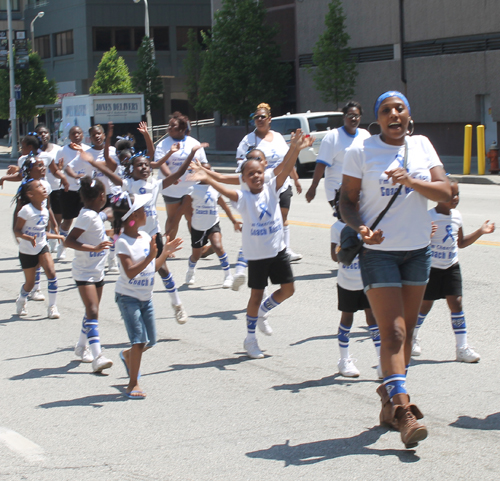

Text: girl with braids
xmin=81 ymin=143 xmax=207 ymax=324
xmin=13 ymin=179 xmax=64 ymax=318
xmin=64 ymin=177 xmax=114 ymax=373
xmin=112 ymin=193 xmax=182 ymax=399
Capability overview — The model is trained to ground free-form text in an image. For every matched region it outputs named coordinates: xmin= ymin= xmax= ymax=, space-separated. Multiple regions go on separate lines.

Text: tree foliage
xmin=0 ymin=52 xmax=57 ymax=123
xmin=197 ymin=0 xmax=290 ymax=124
xmin=132 ymin=37 xmax=163 ymax=112
xmin=309 ymin=0 xmax=357 ymax=108
xmin=90 ymin=47 xmax=133 ymax=94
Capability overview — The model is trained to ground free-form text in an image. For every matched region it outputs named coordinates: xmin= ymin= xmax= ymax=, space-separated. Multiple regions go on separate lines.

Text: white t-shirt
xmin=190 ymin=184 xmax=220 ymax=231
xmin=57 ymin=144 xmax=92 ymax=192
xmin=342 ymin=134 xmax=443 ymax=251
xmin=330 ymin=221 xmax=363 ymax=291
xmin=122 ymin=177 xmax=162 ymax=236
xmin=87 ymin=146 xmax=121 ymax=196
xmin=71 ymin=209 xmax=108 ymax=282
xmin=115 ymin=232 xmax=156 ymax=301
xmin=429 ymin=208 xmax=461 ymax=269
xmin=232 ymin=176 xmax=285 ymax=260
xmin=317 ymin=127 xmax=371 ymax=201
xmin=17 ymin=203 xmax=48 ymax=255
xmin=236 ymin=130 xmax=291 ymax=190
xmin=155 ymin=135 xmax=207 ymax=198
xmin=38 ymin=145 xmax=63 ymax=190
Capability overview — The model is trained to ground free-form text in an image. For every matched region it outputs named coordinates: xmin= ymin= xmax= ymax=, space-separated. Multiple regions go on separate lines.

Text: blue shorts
xmin=359 ymin=246 xmax=431 ymax=292
xmin=115 ymin=293 xmax=157 ymax=346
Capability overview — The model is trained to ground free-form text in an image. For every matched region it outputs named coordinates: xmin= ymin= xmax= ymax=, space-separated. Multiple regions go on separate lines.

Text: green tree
xmin=132 ymin=37 xmax=163 ymax=112
xmin=90 ymin=47 xmax=133 ymax=94
xmin=183 ymin=28 xmax=204 ymax=136
xmin=197 ymin=0 xmax=290 ymax=128
xmin=0 ymin=52 xmax=57 ymax=123
xmin=308 ymin=0 xmax=357 ymax=108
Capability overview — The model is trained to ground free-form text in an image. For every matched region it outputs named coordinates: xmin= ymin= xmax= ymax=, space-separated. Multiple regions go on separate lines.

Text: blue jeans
xmin=359 ymin=246 xmax=431 ymax=292
xmin=115 ymin=293 xmax=157 ymax=346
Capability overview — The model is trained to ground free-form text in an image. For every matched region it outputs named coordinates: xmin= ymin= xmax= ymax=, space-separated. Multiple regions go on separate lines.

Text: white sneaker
xmin=173 ymin=304 xmax=188 ymax=324
xmin=15 ymin=296 xmax=28 ymax=316
xmin=287 ymin=250 xmax=303 ymax=262
xmin=411 ymin=337 xmax=421 ymax=357
xmin=244 ymin=337 xmax=264 ymax=359
xmin=56 ymin=243 xmax=66 ymax=260
xmin=92 ymin=354 xmax=113 ymax=372
xmin=107 ymin=257 xmax=119 ymax=274
xmin=257 ymin=314 xmax=273 ymax=336
xmin=338 ymin=357 xmax=360 ymax=377
xmin=222 ymin=275 xmax=234 ymax=289
xmin=185 ymin=269 xmax=195 ymax=286
xmin=28 ymin=289 xmax=45 ymax=301
xmin=47 ymin=305 xmax=60 ymax=319
xmin=456 ymin=345 xmax=481 ymax=363
xmin=231 ymin=272 xmax=246 ymax=291
xmin=74 ymin=344 xmax=93 ymax=363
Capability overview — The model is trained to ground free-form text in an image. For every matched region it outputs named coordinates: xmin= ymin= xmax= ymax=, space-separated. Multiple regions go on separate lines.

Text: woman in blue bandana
xmin=340 ymin=91 xmax=451 ymax=448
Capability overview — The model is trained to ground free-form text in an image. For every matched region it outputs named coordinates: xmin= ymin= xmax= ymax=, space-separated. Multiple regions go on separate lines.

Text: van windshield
xmin=308 ymin=115 xmax=343 ymax=132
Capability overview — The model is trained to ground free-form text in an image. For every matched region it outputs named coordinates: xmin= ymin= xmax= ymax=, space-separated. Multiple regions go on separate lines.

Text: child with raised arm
xmin=112 ymin=193 xmax=182 ymax=399
xmin=188 ymin=131 xmax=312 ymax=358
xmin=412 ymin=180 xmax=495 ymax=362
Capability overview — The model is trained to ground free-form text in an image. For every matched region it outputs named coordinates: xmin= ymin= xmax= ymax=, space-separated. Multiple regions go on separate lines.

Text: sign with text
xmin=93 ymin=97 xmax=143 ymax=124
xmin=0 ymin=31 xmax=8 ymax=69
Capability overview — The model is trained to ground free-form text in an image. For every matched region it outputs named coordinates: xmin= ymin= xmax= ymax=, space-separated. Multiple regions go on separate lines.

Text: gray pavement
xmin=1 ymin=169 xmax=500 ymax=480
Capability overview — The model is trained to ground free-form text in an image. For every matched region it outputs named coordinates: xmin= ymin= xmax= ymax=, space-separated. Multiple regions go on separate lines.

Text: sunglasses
xmin=345 ymin=114 xmax=361 ymax=120
xmin=253 ymin=115 xmax=269 ymax=121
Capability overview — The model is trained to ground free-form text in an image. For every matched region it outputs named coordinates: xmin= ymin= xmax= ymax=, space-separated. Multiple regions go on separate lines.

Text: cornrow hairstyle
xmin=342 ymin=101 xmax=363 ymax=116
xmin=111 ymin=193 xmax=135 ymax=235
xmin=14 ymin=179 xmax=36 ymax=206
xmin=79 ymin=176 xmax=105 ymax=203
xmin=20 ymin=153 xmax=37 ymax=180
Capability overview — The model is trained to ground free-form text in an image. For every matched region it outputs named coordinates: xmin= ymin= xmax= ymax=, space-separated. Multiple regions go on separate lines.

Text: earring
xmin=368 ymin=122 xmax=381 ymax=135
xmin=407 ymin=120 xmax=415 ymax=136
xmin=129 ymin=220 xmax=135 ymax=227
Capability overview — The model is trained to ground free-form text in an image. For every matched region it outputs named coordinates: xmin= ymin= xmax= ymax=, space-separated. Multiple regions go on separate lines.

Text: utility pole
xmin=7 ymin=0 xmax=18 ymax=158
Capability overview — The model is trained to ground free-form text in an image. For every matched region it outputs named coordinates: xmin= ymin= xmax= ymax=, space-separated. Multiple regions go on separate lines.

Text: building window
xmin=35 ymin=35 xmax=50 ymax=59
xmin=133 ymin=27 xmax=146 ymax=50
xmin=93 ymin=27 xmax=169 ymax=51
xmin=152 ymin=27 xmax=169 ymax=51
xmin=0 ymin=0 xmax=19 ymax=11
xmin=94 ymin=28 xmax=112 ymax=52
xmin=176 ymin=26 xmax=209 ymax=51
xmin=55 ymin=30 xmax=73 ymax=56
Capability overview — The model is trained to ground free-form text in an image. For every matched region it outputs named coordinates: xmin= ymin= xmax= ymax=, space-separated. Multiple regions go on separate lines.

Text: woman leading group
xmin=340 ymin=91 xmax=451 ymax=448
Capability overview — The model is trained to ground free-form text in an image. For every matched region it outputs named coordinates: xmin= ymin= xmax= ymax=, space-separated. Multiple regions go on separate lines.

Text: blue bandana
xmin=374 ymin=91 xmax=411 ymax=118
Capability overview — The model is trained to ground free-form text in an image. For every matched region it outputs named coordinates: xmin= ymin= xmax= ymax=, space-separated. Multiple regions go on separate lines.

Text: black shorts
xmin=49 ymin=189 xmax=63 ymax=215
xmin=337 ymin=284 xmax=370 ymax=313
xmin=279 ymin=185 xmax=293 ymax=210
xmin=162 ymin=194 xmax=183 ymax=205
xmin=75 ymin=279 xmax=105 ymax=288
xmin=154 ymin=232 xmax=163 ymax=258
xmin=191 ymin=222 xmax=221 ymax=248
xmin=247 ymin=248 xmax=294 ymax=289
xmin=61 ymin=190 xmax=83 ymax=220
xmin=19 ymin=245 xmax=50 ymax=269
xmin=103 ymin=194 xmax=113 ymax=209
xmin=423 ymin=263 xmax=462 ymax=300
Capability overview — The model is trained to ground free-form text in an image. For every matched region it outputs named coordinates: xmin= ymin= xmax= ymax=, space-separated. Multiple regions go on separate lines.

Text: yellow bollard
xmin=463 ymin=124 xmax=472 ymax=175
xmin=477 ymin=125 xmax=486 ymax=175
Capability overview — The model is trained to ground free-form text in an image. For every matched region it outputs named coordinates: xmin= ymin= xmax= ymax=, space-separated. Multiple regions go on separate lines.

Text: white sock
xmin=283 ymin=225 xmax=290 ymax=249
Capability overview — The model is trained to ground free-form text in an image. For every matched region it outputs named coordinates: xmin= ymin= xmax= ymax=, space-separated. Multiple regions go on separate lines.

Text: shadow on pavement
xmin=246 ymin=425 xmax=420 ymax=465
xmin=9 ymin=361 xmax=88 ymax=380
xmin=148 ymin=354 xmax=252 ymax=375
xmin=450 ymin=412 xmax=500 ymax=430
xmin=189 ymin=308 xmax=246 ymax=321
xmin=272 ymin=373 xmax=377 ymax=393
xmin=39 ymin=389 xmax=128 ymax=409
xmin=294 ymin=271 xmax=337 ymax=281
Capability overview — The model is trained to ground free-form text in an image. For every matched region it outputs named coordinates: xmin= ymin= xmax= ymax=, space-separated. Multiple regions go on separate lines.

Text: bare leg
xmin=122 ymin=343 xmax=146 ymax=397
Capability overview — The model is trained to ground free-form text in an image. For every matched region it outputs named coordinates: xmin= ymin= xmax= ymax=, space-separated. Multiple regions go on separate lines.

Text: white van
xmin=270 ymin=111 xmax=344 ymax=175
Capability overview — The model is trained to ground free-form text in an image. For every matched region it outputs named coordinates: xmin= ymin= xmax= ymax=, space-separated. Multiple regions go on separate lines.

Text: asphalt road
xmin=1 ymin=169 xmax=500 ymax=480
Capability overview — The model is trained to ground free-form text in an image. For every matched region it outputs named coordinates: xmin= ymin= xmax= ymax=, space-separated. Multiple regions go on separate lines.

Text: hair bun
xmin=256 ymin=103 xmax=271 ymax=113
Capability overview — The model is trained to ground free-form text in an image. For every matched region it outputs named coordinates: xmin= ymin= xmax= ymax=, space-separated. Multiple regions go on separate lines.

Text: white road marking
xmin=0 ymin=427 xmax=45 ymax=462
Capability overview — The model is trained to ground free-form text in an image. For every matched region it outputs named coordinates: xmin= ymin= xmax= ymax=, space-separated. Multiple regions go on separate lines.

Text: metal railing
xmin=152 ymin=118 xmax=215 ymax=144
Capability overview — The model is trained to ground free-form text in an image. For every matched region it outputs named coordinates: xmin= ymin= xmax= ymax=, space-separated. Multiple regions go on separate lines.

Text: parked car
xmin=271 ymin=111 xmax=344 ymax=176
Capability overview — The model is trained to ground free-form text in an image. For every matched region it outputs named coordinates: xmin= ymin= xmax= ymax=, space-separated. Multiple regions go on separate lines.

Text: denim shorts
xmin=115 ymin=293 xmax=157 ymax=346
xmin=359 ymin=246 xmax=431 ymax=292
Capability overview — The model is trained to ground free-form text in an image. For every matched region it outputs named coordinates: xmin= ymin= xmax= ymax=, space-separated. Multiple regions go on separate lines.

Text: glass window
xmin=35 ymin=35 xmax=50 ymax=59
xmin=115 ymin=28 xmax=131 ymax=51
xmin=94 ymin=28 xmax=112 ymax=51
xmin=308 ymin=115 xmax=343 ymax=132
xmin=152 ymin=27 xmax=169 ymax=51
xmin=270 ymin=119 xmax=286 ymax=136
xmin=133 ymin=27 xmax=146 ymax=50
xmin=0 ymin=0 xmax=19 ymax=11
xmin=284 ymin=118 xmax=301 ymax=135
xmin=55 ymin=30 xmax=73 ymax=57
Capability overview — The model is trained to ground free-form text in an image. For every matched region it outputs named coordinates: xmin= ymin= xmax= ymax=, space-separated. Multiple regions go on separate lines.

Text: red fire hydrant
xmin=487 ymin=141 xmax=499 ymax=174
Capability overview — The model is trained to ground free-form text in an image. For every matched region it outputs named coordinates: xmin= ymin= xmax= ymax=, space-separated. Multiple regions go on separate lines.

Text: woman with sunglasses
xmin=340 ymin=91 xmax=451 ymax=449
xmin=306 ymin=101 xmax=370 ymax=214
xmin=236 ymin=103 xmax=303 ymax=263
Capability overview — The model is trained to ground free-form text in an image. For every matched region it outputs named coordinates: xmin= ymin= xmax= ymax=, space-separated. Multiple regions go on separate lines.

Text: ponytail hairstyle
xmin=111 ymin=192 xmax=135 ymax=235
xmin=115 ymin=135 xmax=135 ymax=164
xmin=22 ymin=134 xmax=41 ymax=153
xmin=13 ymin=178 xmax=36 ymax=206
xmin=79 ymin=176 xmax=105 ymax=204
xmin=20 ymin=152 xmax=37 ymax=180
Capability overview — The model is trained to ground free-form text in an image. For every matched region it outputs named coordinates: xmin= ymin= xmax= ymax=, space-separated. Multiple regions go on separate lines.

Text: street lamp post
xmin=7 ymin=0 xmax=17 ymax=158
xmin=30 ymin=11 xmax=45 ymax=53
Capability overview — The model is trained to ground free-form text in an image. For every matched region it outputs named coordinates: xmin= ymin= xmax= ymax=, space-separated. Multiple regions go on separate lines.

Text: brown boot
xmin=376 ymin=384 xmax=399 ymax=430
xmin=395 ymin=404 xmax=428 ymax=448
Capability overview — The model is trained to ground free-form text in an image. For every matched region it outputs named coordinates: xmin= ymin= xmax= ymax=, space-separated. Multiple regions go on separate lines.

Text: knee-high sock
xmin=246 ymin=315 xmax=257 ymax=339
xmin=33 ymin=267 xmax=42 ymax=292
xmin=258 ymin=293 xmax=280 ymax=318
xmin=85 ymin=318 xmax=102 ymax=358
xmin=338 ymin=323 xmax=351 ymax=359
xmin=283 ymin=225 xmax=290 ymax=249
xmin=368 ymin=324 xmax=381 ymax=357
xmin=47 ymin=277 xmax=57 ymax=306
xmin=451 ymin=311 xmax=468 ymax=347
xmin=235 ymin=248 xmax=247 ymax=275
xmin=162 ymin=272 xmax=181 ymax=306
xmin=383 ymin=374 xmax=407 ymax=400
xmin=218 ymin=253 xmax=231 ymax=278
xmin=78 ymin=315 xmax=88 ymax=347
